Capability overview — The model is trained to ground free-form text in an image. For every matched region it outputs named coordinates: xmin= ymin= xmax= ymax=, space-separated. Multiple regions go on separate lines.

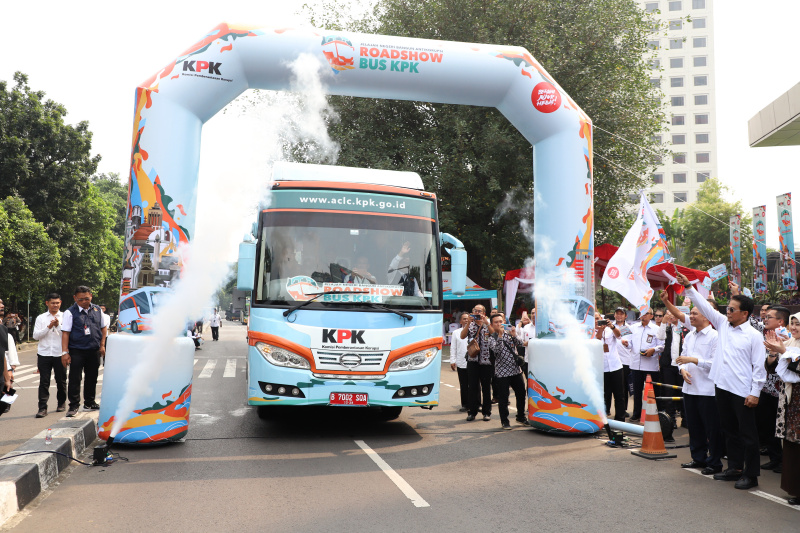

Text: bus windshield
xmin=255 ymin=209 xmax=440 ymax=310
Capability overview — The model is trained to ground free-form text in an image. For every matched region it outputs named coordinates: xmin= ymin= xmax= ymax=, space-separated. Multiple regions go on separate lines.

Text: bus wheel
xmin=256 ymin=406 xmax=274 ymax=420
xmin=379 ymin=406 xmax=402 ymax=421
xmin=131 ymin=321 xmax=140 ymax=334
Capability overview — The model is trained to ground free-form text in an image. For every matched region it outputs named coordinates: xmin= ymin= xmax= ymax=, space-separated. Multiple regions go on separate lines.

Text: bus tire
xmin=379 ymin=406 xmax=402 ymax=421
xmin=131 ymin=321 xmax=140 ymax=334
xmin=256 ymin=406 xmax=274 ymax=420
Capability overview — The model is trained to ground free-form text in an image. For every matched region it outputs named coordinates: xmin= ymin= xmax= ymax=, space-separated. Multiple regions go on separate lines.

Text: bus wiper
xmin=282 ymin=290 xmax=366 ymax=319
xmin=356 ymin=301 xmax=413 ymax=321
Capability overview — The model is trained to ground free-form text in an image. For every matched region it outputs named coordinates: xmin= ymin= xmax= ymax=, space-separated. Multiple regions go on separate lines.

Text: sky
xmin=1 ymin=0 xmax=798 ymax=251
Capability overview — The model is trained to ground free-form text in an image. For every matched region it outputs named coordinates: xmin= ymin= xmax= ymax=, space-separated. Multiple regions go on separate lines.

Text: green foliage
xmin=303 ymin=0 xmax=665 ymax=286
xmin=0 ymin=197 xmax=60 ymax=308
xmin=0 ymin=72 xmax=124 ymax=309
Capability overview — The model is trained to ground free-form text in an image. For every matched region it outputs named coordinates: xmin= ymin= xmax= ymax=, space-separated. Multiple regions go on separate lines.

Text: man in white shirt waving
xmin=32 ymin=293 xmax=66 ymax=418
xmin=629 ymin=308 xmax=664 ymax=422
xmin=677 ymin=272 xmax=765 ymax=490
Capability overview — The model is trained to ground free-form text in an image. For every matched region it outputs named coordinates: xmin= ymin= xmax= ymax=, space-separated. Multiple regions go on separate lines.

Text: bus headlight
xmin=388 ymin=348 xmax=438 ymax=372
xmin=255 ymin=342 xmax=310 ymax=369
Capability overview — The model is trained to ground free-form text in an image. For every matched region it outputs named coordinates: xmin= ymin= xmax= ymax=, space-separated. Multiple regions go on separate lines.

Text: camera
xmin=471 ymin=314 xmax=481 ymax=320
xmin=597 ymin=319 xmax=609 ymax=326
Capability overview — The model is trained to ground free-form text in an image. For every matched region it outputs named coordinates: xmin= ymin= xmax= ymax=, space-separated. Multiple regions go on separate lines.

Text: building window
xmin=695 ymin=94 xmax=708 ymax=105
xmin=693 ymin=37 xmax=707 ymax=48
xmin=652 ymin=135 xmax=663 ymax=144
xmin=670 ymin=57 xmax=684 ymax=68
xmin=650 ymin=78 xmax=661 ymax=88
xmin=696 ymin=152 xmax=710 ymax=163
xmin=645 ymin=2 xmax=659 ymax=13
xmin=695 ymin=114 xmax=709 ymax=124
xmin=673 ymin=153 xmax=686 ymax=164
xmin=673 ymin=173 xmax=687 ymax=183
xmin=652 ymin=154 xmax=664 ymax=165
xmin=692 ymin=0 xmax=706 ymax=8
xmin=669 ymin=38 xmax=683 ymax=49
xmin=672 ymin=115 xmax=685 ymax=126
xmin=651 ymin=59 xmax=661 ymax=70
xmin=696 ymin=133 xmax=709 ymax=143
xmin=671 ymin=96 xmax=685 ymax=106
xmin=672 ymin=134 xmax=686 ymax=144
xmin=697 ymin=172 xmax=709 ymax=182
xmin=649 ymin=40 xmax=661 ymax=50
xmin=671 ymin=77 xmax=684 ymax=88
xmin=652 ymin=193 xmax=664 ymax=203
xmin=669 ymin=20 xmax=683 ymax=30
xmin=674 ymin=192 xmax=688 ymax=203
xmin=693 ymin=56 xmax=707 ymax=67
xmin=694 ymin=75 xmax=708 ymax=86
xmin=653 ymin=173 xmax=664 ymax=184
xmin=669 ymin=1 xmax=681 ymax=11
xmin=693 ymin=18 xmax=706 ymax=29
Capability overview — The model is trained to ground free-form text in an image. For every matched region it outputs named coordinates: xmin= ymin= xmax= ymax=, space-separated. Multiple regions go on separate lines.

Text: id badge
xmin=646 ymin=334 xmax=653 ymax=343
xmin=84 ymin=325 xmax=91 ymax=336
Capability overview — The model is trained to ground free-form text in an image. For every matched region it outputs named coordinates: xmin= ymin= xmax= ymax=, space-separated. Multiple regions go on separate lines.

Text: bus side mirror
xmin=448 ymin=248 xmax=467 ymax=296
xmin=237 ymin=240 xmax=256 ymax=291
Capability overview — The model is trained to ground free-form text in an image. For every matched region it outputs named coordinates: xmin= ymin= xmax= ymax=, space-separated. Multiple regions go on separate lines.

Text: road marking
xmin=442 ymin=383 xmax=455 ymax=388
xmin=11 ymin=366 xmax=38 ymax=377
xmin=194 ymin=359 xmax=199 ymax=366
xmin=13 ymin=373 xmax=40 ymax=383
xmin=354 ymin=440 xmax=430 ymax=508
xmin=199 ymin=359 xmax=216 ymax=378
xmin=223 ymin=359 xmax=237 ymax=378
xmin=751 ymin=490 xmax=800 ymax=510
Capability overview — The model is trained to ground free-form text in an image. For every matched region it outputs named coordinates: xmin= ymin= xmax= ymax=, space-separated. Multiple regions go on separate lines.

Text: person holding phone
xmin=461 ymin=305 xmax=493 ymax=421
xmin=487 ymin=313 xmax=526 ymax=429
xmin=596 ymin=312 xmax=625 ymax=421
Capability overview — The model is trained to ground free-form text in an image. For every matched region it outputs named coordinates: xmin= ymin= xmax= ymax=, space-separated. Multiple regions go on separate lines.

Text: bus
xmin=237 ymin=162 xmax=466 ymax=419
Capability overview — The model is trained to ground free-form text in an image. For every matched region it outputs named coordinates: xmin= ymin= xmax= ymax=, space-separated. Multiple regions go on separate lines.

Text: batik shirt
xmin=466 ymin=321 xmax=492 ymax=365
xmin=488 ymin=332 xmax=523 ymax=378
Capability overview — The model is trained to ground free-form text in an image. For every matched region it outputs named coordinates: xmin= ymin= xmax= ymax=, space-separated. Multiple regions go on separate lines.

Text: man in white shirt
xmin=209 ymin=308 xmax=222 ymax=341
xmin=596 ymin=313 xmax=625 ymax=421
xmin=675 ymin=306 xmax=723 ymax=475
xmin=677 ymin=272 xmax=765 ymax=490
xmin=33 ymin=293 xmax=66 ymax=418
xmin=612 ymin=307 xmax=634 ymax=414
xmin=449 ymin=313 xmax=470 ymax=411
xmin=628 ymin=308 xmax=664 ymax=422
xmin=515 ymin=311 xmax=535 ymax=379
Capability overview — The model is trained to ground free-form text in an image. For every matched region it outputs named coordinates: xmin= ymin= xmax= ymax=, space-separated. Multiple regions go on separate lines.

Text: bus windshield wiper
xmin=353 ymin=301 xmax=413 ymax=321
xmin=282 ymin=290 xmax=366 ymax=319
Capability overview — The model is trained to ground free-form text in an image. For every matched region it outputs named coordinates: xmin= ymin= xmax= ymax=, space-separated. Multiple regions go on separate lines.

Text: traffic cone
xmin=639 ymin=374 xmax=654 ymax=423
xmin=631 ymin=378 xmax=677 ymax=460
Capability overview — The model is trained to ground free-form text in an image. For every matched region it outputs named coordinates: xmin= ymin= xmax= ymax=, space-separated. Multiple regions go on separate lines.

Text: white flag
xmin=601 ymin=193 xmax=672 ymax=313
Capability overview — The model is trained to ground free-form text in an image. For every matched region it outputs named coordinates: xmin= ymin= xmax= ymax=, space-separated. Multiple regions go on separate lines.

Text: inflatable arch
xmin=101 ymin=23 xmax=602 ymax=441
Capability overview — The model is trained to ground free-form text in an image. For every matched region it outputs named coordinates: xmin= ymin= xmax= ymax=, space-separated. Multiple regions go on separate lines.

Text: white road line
xmin=354 ymin=440 xmax=430 ymax=508
xmin=442 ymin=383 xmax=455 ymax=388
xmin=13 ymin=374 xmax=40 ymax=383
xmin=11 ymin=366 xmax=37 ymax=377
xmin=751 ymin=490 xmax=800 ymax=511
xmin=199 ymin=359 xmax=216 ymax=378
xmin=223 ymin=359 xmax=237 ymax=378
xmin=194 ymin=359 xmax=199 ymax=366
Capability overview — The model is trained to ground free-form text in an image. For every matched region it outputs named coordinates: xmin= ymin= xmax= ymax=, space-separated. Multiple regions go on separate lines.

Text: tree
xmin=0 ymin=196 xmax=61 ymax=310
xmin=304 ymin=0 xmax=665 ymax=286
xmin=91 ymin=172 xmax=128 ymax=235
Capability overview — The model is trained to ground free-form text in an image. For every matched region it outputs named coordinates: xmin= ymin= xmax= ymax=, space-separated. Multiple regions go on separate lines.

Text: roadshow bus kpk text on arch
xmin=237 ymin=163 xmax=467 ymax=419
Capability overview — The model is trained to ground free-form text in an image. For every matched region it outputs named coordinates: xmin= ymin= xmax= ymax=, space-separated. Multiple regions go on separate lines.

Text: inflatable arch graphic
xmin=104 ymin=23 xmax=602 ymax=440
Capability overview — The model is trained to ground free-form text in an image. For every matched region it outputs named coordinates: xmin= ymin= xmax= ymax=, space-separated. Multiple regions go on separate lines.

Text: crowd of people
xmin=595 ymin=273 xmax=799 ymax=504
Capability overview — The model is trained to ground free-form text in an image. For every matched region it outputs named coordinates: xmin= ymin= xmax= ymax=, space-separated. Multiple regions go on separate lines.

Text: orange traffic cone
xmin=631 ymin=378 xmax=676 ymax=460
xmin=639 ymin=374 xmax=654 ymax=423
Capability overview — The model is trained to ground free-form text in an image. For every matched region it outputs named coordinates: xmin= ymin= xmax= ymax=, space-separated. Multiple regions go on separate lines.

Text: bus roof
xmin=271 ymin=162 xmax=424 ymax=190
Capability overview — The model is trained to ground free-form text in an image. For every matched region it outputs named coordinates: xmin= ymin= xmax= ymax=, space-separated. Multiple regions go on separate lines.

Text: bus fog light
xmin=292 ymin=388 xmax=300 ymax=396
xmin=265 ymin=384 xmax=273 ymax=392
xmin=397 ymin=390 xmax=405 ymax=397
xmin=278 ymin=387 xmax=286 ymax=394
xmin=422 ymin=386 xmax=429 ymax=394
xmin=411 ymin=388 xmax=418 ymax=396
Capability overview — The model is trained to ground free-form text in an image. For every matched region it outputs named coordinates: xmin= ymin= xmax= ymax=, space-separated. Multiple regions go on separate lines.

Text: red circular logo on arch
xmin=531 ymin=82 xmax=561 ymax=113
xmin=607 ymin=267 xmax=620 ymax=279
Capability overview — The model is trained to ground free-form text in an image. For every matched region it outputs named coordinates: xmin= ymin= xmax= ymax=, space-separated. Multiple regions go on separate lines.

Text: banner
xmin=752 ymin=205 xmax=768 ymax=294
xmin=601 ymin=193 xmax=671 ymax=313
xmin=777 ymin=193 xmax=798 ymax=290
xmin=707 ymin=264 xmax=728 ymax=282
xmin=729 ymin=214 xmax=742 ymax=287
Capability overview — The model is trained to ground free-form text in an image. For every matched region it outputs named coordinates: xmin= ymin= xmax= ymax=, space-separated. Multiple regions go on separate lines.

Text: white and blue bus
xmin=237 ymin=163 xmax=466 ymax=419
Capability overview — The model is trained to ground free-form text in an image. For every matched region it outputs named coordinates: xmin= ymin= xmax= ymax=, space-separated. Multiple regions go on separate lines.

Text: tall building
xmin=638 ymin=0 xmax=718 ymax=216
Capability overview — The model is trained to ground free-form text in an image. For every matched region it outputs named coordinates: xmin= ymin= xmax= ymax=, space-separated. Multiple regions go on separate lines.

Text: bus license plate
xmin=329 ymin=392 xmax=368 ymax=406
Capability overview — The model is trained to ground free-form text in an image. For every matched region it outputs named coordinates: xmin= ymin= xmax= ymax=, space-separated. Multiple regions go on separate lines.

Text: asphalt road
xmin=4 ymin=323 xmax=799 ymax=532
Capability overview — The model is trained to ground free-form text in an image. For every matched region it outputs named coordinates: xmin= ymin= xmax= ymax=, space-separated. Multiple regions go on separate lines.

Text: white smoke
xmin=109 ymin=53 xmax=339 ymax=437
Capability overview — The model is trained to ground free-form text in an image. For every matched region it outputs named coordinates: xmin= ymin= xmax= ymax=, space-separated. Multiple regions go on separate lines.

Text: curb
xmin=0 ymin=413 xmax=98 ymax=527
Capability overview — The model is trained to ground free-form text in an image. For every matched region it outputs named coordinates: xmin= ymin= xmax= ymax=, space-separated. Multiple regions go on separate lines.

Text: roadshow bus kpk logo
xmin=321 ymin=35 xmax=355 ymax=74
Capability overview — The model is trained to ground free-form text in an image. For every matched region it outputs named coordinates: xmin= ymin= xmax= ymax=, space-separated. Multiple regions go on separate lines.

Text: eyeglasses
xmin=726 ymin=306 xmax=741 ymax=313
xmin=765 ymin=315 xmax=777 ymax=321
xmin=654 ymin=314 xmax=664 ymax=318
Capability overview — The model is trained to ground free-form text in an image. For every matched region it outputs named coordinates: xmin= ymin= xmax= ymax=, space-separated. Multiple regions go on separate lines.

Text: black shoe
xmin=516 ymin=417 xmax=528 ymax=425
xmin=66 ymin=408 xmax=79 ymax=417
xmin=734 ymin=476 xmax=758 ymax=490
xmin=713 ymin=469 xmax=742 ymax=481
xmin=458 ymin=407 xmax=468 ymax=412
xmin=624 ymin=411 xmax=630 ymax=418
xmin=701 ymin=466 xmax=722 ymax=475
xmin=491 ymin=398 xmax=498 ymax=404
xmin=629 ymin=417 xmax=640 ymax=423
xmin=501 ymin=422 xmax=512 ymax=430
xmin=681 ymin=460 xmax=705 ymax=469
xmin=761 ymin=459 xmax=780 ymax=470
xmin=774 ymin=464 xmax=782 ymax=474
xmin=664 ymin=436 xmax=675 ymax=443
xmin=84 ymin=402 xmax=100 ymax=410
xmin=56 ymin=404 xmax=66 ymax=412
xmin=466 ymin=414 xmax=476 ymax=421
xmin=482 ymin=414 xmax=491 ymax=421
xmin=788 ymin=497 xmax=799 ymax=505
xmin=760 ymin=447 xmax=769 ymax=456
xmin=35 ymin=408 xmax=47 ymax=418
